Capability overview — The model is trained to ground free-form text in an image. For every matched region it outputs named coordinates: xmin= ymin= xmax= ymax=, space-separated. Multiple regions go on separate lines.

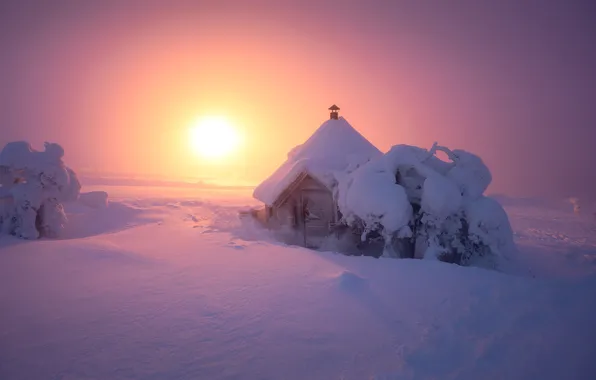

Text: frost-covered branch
xmin=428 ymin=142 xmax=458 ymax=162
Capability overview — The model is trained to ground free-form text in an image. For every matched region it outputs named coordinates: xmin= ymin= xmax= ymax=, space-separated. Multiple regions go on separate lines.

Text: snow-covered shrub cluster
xmin=0 ymin=141 xmax=81 ymax=239
xmin=336 ymin=142 xmax=515 ymax=268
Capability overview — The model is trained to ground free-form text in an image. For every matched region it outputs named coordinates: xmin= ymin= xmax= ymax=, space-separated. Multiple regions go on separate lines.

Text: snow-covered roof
xmin=253 ymin=116 xmax=382 ymax=206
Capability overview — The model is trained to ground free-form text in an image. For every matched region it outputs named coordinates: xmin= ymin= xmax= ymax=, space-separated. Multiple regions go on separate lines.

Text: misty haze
xmin=1 ymin=1 xmax=595 ymax=380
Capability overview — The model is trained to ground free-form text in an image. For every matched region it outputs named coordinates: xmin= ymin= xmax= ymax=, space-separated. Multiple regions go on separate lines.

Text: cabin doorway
xmin=300 ymin=188 xmax=334 ymax=248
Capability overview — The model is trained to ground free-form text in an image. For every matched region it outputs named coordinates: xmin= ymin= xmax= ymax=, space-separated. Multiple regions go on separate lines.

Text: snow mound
xmin=334 ymin=270 xmax=368 ymax=291
xmin=61 ymin=201 xmax=162 ymax=239
xmin=254 ymin=117 xmax=381 ymax=205
xmin=79 ymin=191 xmax=109 ymax=209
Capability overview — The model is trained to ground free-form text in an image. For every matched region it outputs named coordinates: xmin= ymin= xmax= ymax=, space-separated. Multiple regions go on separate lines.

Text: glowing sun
xmin=189 ymin=116 xmax=241 ymax=159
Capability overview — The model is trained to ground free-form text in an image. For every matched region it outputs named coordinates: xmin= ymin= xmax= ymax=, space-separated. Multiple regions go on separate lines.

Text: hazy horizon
xmin=2 ymin=0 xmax=595 ymax=200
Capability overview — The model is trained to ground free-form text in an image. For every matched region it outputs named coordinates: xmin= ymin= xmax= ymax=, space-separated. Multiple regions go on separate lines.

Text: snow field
xmin=1 ymin=186 xmax=595 ymax=380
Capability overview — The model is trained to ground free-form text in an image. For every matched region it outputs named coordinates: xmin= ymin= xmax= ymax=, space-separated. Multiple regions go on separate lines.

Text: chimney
xmin=328 ymin=104 xmax=340 ymax=120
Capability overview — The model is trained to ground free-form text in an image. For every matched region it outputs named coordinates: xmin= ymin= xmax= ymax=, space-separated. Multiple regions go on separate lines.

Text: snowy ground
xmin=1 ymin=185 xmax=595 ymax=380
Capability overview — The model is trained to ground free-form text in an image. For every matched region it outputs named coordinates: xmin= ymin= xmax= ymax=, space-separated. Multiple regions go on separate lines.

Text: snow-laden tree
xmin=0 ymin=141 xmax=81 ymax=239
xmin=336 ymin=142 xmax=515 ymax=269
xmin=336 ymin=156 xmax=413 ymax=257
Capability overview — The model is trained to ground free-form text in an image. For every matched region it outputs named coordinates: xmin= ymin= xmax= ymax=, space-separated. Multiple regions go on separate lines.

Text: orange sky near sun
xmin=0 ymin=4 xmax=470 ymax=187
xmin=57 ymin=16 xmax=406 ymax=185
xmin=6 ymin=1 xmax=594 ymax=199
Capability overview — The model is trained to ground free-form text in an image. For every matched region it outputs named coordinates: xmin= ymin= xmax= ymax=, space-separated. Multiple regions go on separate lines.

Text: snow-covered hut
xmin=253 ymin=106 xmax=381 ymax=248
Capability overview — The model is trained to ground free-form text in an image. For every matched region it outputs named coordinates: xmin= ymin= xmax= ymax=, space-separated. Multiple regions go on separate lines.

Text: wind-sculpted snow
xmin=0 ymin=187 xmax=595 ymax=380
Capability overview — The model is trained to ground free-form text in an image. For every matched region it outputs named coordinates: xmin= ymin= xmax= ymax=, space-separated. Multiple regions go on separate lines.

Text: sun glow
xmin=189 ymin=116 xmax=241 ymax=159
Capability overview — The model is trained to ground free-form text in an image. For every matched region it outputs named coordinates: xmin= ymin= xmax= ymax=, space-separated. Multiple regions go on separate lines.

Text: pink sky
xmin=2 ymin=0 xmax=595 ymax=199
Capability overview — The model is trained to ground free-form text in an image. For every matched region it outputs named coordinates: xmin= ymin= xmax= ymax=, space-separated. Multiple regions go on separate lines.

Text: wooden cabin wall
xmin=272 ymin=190 xmax=302 ymax=229
xmin=270 ymin=175 xmax=335 ymax=230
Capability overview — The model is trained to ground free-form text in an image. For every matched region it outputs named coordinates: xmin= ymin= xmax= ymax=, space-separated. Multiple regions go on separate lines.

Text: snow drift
xmin=1 ymin=188 xmax=595 ymax=380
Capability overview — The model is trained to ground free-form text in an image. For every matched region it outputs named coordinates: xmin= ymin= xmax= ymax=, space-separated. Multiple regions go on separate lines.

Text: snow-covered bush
xmin=336 ymin=142 xmax=514 ymax=269
xmin=0 ymin=141 xmax=81 ymax=239
xmin=337 ymin=158 xmax=413 ymax=257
